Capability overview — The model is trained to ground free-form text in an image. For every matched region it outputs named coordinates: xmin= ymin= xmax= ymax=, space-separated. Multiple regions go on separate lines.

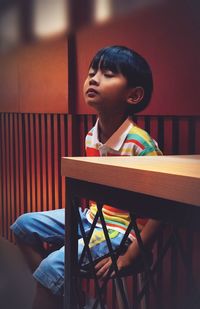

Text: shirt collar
xmin=91 ymin=117 xmax=134 ymax=151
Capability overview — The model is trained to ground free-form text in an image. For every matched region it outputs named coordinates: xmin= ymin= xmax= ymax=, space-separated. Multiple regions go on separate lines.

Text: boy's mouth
xmin=86 ymin=88 xmax=99 ymax=97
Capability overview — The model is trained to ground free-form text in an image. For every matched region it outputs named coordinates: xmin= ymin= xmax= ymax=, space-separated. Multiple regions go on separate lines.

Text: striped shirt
xmin=85 ymin=117 xmax=162 ymax=241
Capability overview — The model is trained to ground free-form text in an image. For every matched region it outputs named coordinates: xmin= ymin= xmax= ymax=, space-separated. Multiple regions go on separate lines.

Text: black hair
xmin=89 ymin=45 xmax=153 ymax=114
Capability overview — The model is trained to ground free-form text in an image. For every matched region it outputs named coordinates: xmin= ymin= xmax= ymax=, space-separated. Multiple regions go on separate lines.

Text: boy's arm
xmin=95 ymin=219 xmax=162 ymax=280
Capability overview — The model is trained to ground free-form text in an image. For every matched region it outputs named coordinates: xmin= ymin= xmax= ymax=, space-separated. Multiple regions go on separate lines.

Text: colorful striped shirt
xmin=85 ymin=117 xmax=162 ymax=241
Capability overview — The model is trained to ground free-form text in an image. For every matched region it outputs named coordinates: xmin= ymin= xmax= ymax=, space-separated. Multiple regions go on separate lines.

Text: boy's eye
xmin=88 ymin=68 xmax=96 ymax=77
xmin=104 ymin=71 xmax=115 ymax=77
xmin=88 ymin=72 xmax=95 ymax=78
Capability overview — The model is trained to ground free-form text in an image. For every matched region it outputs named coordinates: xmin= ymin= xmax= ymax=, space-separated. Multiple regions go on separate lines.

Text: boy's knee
xmin=13 ymin=213 xmax=35 ymax=232
xmin=10 ymin=212 xmax=41 ymax=245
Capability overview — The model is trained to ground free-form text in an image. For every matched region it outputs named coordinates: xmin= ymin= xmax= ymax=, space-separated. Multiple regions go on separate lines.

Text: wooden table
xmin=61 ymin=155 xmax=200 ymax=308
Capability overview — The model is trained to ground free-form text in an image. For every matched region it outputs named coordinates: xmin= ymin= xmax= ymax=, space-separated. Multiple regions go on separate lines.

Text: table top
xmin=61 ymin=155 xmax=200 ymax=207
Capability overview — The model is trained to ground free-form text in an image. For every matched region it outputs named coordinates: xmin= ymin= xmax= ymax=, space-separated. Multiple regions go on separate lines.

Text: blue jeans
xmin=10 ymin=208 xmax=127 ymax=295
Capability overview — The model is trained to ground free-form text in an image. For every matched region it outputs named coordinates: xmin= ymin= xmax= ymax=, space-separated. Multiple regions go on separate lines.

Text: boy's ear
xmin=127 ymin=87 xmax=144 ymax=105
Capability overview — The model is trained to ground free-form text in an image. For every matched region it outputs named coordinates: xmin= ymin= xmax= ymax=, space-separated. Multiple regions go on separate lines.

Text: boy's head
xmin=88 ymin=45 xmax=153 ymax=114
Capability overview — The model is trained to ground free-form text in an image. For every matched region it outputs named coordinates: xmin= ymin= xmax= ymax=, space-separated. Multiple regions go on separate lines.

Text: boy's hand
xmin=95 ymin=219 xmax=162 ymax=281
xmin=95 ymin=255 xmax=131 ymax=281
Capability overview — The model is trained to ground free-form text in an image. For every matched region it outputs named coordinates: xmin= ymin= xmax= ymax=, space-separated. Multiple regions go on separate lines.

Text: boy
xmin=11 ymin=45 xmax=162 ymax=309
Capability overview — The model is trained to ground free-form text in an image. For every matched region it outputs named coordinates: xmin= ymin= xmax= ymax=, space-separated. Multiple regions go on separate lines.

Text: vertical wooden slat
xmin=53 ymin=114 xmax=59 ymax=210
xmin=47 ymin=114 xmax=53 ymax=210
xmin=163 ymin=117 xmax=173 ymax=155
xmin=61 ymin=114 xmax=68 ymax=209
xmin=83 ymin=114 xmax=89 ymax=137
xmin=33 ymin=114 xmax=38 ymax=212
xmin=30 ymin=114 xmax=36 ymax=212
xmin=35 ymin=114 xmax=42 ymax=212
xmin=56 ymin=114 xmax=61 ymax=210
xmin=41 ymin=114 xmax=48 ymax=212
xmin=5 ymin=113 xmax=10 ymax=238
xmin=19 ymin=113 xmax=26 ymax=215
xmin=92 ymin=115 xmax=97 ymax=127
xmin=88 ymin=115 xmax=96 ymax=134
xmin=67 ymin=114 xmax=73 ymax=156
xmin=149 ymin=116 xmax=158 ymax=142
xmin=2 ymin=113 xmax=7 ymax=237
xmin=188 ymin=117 xmax=196 ymax=154
xmin=9 ymin=114 xmax=15 ymax=240
xmin=2 ymin=114 xmax=7 ymax=237
xmin=67 ymin=114 xmax=81 ymax=156
xmin=144 ymin=116 xmax=151 ymax=134
xmin=24 ymin=114 xmax=31 ymax=212
xmin=179 ymin=117 xmax=189 ymax=155
xmin=135 ymin=115 xmax=145 ymax=131
xmin=172 ymin=117 xmax=180 ymax=154
xmin=78 ymin=115 xmax=86 ymax=156
xmin=157 ymin=116 xmax=164 ymax=152
xmin=14 ymin=114 xmax=20 ymax=219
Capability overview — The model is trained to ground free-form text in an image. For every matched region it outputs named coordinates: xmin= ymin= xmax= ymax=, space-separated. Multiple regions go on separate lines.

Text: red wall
xmin=0 ymin=1 xmax=199 ymax=116
xmin=76 ymin=0 xmax=200 ymax=115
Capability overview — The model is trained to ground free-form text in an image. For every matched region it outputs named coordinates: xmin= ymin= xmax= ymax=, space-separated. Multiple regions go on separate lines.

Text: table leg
xmin=64 ymin=178 xmax=78 ymax=309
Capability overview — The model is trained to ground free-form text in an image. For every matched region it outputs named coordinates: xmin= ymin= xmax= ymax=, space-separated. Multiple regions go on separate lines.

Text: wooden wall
xmin=1 ymin=113 xmax=200 ymax=240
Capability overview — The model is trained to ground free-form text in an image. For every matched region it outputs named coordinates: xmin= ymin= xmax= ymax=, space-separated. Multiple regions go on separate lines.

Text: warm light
xmin=93 ymin=0 xmax=112 ymax=23
xmin=33 ymin=0 xmax=69 ymax=39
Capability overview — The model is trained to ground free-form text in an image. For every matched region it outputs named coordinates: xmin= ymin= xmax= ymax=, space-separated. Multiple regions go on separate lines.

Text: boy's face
xmin=83 ymin=66 xmax=130 ymax=113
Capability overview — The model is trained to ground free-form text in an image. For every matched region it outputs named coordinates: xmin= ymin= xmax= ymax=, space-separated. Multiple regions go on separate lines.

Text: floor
xmin=0 ymin=237 xmax=36 ymax=309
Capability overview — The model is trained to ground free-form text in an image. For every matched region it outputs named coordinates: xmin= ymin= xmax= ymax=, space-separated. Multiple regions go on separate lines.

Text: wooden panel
xmin=0 ymin=113 xmax=68 ymax=238
xmin=0 ymin=113 xmax=199 ymax=240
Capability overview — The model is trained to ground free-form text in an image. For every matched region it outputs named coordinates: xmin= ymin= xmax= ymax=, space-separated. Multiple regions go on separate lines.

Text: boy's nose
xmin=89 ymin=73 xmax=100 ymax=86
xmin=89 ymin=78 xmax=98 ymax=86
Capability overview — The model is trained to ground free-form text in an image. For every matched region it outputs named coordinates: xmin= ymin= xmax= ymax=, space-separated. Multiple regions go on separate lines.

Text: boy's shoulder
xmin=126 ymin=122 xmax=162 ymax=155
xmin=127 ymin=123 xmax=152 ymax=142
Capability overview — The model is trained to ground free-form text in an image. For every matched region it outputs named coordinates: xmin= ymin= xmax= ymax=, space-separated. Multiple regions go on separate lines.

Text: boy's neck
xmin=98 ymin=112 xmax=128 ymax=144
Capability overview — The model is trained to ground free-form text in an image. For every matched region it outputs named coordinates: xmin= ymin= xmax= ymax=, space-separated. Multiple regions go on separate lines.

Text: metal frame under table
xmin=61 ymin=155 xmax=200 ymax=309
